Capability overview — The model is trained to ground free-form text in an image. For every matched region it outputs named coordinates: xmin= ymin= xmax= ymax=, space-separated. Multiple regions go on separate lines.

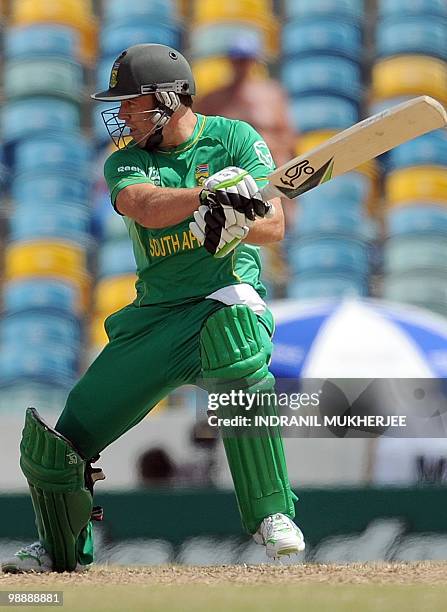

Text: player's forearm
xmin=244 ymin=200 xmax=285 ymax=245
xmin=116 ymin=183 xmax=202 ymax=228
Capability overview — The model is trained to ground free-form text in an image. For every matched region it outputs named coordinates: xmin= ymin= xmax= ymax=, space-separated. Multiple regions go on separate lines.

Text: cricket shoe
xmin=253 ymin=513 xmax=305 ymax=558
xmin=1 ymin=542 xmax=89 ymax=574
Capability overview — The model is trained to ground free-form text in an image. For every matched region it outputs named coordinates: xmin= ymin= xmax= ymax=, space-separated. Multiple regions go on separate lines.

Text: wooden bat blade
xmin=261 ymin=96 xmax=447 ymax=200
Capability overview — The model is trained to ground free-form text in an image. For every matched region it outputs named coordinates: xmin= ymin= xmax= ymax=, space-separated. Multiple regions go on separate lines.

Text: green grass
xmin=17 ymin=584 xmax=447 ymax=612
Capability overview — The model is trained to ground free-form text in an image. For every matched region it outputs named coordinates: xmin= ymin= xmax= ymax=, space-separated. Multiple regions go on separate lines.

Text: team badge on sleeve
xmin=195 ymin=163 xmax=210 ymax=185
xmin=254 ymin=141 xmax=274 ymax=170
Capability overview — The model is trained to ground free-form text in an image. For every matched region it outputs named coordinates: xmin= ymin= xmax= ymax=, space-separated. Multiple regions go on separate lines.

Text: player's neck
xmin=160 ymin=109 xmax=198 ymax=149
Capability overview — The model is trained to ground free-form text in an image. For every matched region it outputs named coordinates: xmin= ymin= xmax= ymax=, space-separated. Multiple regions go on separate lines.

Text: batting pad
xmin=20 ymin=408 xmax=95 ymax=572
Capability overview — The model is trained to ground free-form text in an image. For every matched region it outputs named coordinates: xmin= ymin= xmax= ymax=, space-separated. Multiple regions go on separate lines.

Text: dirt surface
xmin=1 ymin=562 xmax=447 ymax=586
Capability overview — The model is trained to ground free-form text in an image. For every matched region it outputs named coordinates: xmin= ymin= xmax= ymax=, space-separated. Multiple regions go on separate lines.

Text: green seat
xmin=4 ymin=58 xmax=83 ymax=103
xmin=384 ymin=236 xmax=447 ymax=274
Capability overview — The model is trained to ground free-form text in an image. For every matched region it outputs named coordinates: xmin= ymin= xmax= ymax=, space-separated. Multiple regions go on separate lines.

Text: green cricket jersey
xmin=103 ymin=113 xmax=276 ymax=306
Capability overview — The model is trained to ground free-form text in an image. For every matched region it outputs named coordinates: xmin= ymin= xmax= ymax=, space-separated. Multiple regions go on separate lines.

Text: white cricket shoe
xmin=253 ymin=513 xmax=305 ymax=558
xmin=1 ymin=542 xmax=89 ymax=574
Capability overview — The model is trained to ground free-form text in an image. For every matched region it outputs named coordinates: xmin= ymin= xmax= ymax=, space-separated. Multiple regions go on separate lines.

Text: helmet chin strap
xmin=144 ymin=127 xmax=164 ymax=151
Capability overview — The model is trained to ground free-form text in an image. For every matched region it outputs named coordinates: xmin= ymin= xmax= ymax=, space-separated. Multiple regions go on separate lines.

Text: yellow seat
xmin=5 ymin=240 xmax=87 ymax=279
xmin=386 ymin=166 xmax=447 ymax=205
xmin=371 ymin=56 xmax=447 ymax=103
xmin=11 ymin=0 xmax=98 ymax=63
xmin=89 ymin=314 xmax=108 ymax=349
xmin=193 ymin=56 xmax=268 ymax=98
xmin=192 ymin=0 xmax=273 ymax=24
xmin=94 ymin=274 xmax=137 ymax=316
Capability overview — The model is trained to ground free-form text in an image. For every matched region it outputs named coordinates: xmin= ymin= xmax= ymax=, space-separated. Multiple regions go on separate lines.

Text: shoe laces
xmin=263 ymin=513 xmax=292 ymax=539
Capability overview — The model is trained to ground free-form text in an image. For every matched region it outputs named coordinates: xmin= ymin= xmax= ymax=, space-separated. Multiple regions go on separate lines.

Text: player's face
xmin=118 ymin=95 xmax=157 ymax=146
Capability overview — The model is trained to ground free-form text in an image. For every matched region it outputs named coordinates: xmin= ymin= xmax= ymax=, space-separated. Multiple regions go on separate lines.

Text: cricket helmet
xmin=91 ymin=44 xmax=195 ymax=149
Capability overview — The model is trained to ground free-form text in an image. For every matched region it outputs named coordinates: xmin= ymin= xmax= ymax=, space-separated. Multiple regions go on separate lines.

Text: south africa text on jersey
xmin=149 ymin=230 xmax=200 ymax=257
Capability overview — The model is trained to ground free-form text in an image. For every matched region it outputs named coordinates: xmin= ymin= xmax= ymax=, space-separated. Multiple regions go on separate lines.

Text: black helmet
xmin=91 ymin=43 xmax=195 ymax=101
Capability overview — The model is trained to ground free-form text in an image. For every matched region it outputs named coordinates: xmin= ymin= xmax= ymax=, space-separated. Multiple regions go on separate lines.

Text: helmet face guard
xmin=102 ymin=91 xmax=181 ymax=149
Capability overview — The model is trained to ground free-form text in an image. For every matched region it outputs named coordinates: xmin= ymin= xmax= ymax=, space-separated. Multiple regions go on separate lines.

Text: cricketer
xmin=1 ymin=44 xmax=304 ymax=573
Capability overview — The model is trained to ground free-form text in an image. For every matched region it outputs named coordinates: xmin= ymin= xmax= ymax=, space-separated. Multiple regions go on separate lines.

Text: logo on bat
xmin=276 ymin=158 xmax=335 ymax=199
xmin=280 ymin=160 xmax=315 ymax=187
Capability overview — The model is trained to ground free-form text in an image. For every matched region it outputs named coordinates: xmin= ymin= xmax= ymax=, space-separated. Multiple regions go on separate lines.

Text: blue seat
xmin=376 ymin=18 xmax=447 ymax=61
xmin=282 ymin=56 xmax=362 ymax=102
xmin=100 ymin=22 xmax=181 ymax=58
xmin=383 ymin=272 xmax=447 ymax=316
xmin=284 ymin=0 xmax=364 ymax=23
xmin=97 ymin=239 xmax=136 ymax=277
xmin=3 ymin=279 xmax=79 ymax=316
xmin=2 ymin=98 xmax=81 ymax=146
xmin=289 ymin=95 xmax=359 ymax=133
xmin=298 ymin=173 xmax=370 ymax=208
xmin=9 ymin=204 xmax=91 ymax=245
xmin=387 ymin=205 xmax=447 ymax=237
xmin=103 ymin=0 xmax=177 ymax=22
xmin=0 ymin=346 xmax=78 ymax=388
xmin=295 ymin=204 xmax=368 ymax=238
xmin=378 ymin=0 xmax=447 ymax=19
xmin=282 ymin=19 xmax=362 ymax=61
xmin=288 ymin=273 xmax=367 ymax=299
xmin=4 ymin=25 xmax=79 ymax=61
xmin=384 ymin=236 xmax=447 ymax=273
xmin=381 ymin=130 xmax=447 ymax=172
xmin=190 ymin=24 xmax=264 ymax=58
xmin=0 ymin=312 xmax=81 ymax=347
xmin=289 ymin=237 xmax=369 ymax=276
xmin=92 ymin=102 xmax=115 ymax=147
xmin=12 ymin=172 xmax=91 ymax=206
xmin=14 ymin=133 xmax=92 ymax=175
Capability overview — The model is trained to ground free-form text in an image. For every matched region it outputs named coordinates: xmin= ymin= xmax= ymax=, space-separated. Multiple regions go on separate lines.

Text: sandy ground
xmin=1 ymin=562 xmax=447 ymax=586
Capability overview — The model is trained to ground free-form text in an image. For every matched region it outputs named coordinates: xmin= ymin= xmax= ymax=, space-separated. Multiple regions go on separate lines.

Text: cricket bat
xmin=261 ymin=95 xmax=447 ymax=200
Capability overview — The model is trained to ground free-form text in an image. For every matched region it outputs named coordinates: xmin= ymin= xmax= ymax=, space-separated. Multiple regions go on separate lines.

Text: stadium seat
xmin=14 ymin=133 xmax=92 ymax=175
xmin=2 ymin=98 xmax=81 ymax=146
xmin=296 ymin=203 xmax=368 ymax=238
xmin=100 ymin=22 xmax=181 ymax=59
xmin=102 ymin=211 xmax=129 ymax=241
xmin=371 ymin=56 xmax=447 ymax=102
xmin=4 ymin=241 xmax=87 ymax=280
xmin=377 ymin=0 xmax=447 ymax=20
xmin=97 ymin=240 xmax=136 ymax=278
xmin=381 ymin=130 xmax=447 ymax=173
xmin=0 ymin=346 xmax=79 ymax=388
xmin=288 ymin=273 xmax=367 ymax=299
xmin=193 ymin=57 xmax=268 ymax=98
xmin=289 ymin=96 xmax=359 ymax=133
xmin=0 ymin=312 xmax=81 ymax=348
xmin=5 ymin=25 xmax=79 ymax=61
xmin=282 ymin=56 xmax=362 ymax=101
xmin=9 ymin=204 xmax=91 ymax=246
xmin=3 ymin=278 xmax=81 ymax=316
xmin=386 ymin=205 xmax=447 ymax=237
xmin=191 ymin=0 xmax=274 ymax=28
xmin=103 ymin=0 xmax=177 ymax=23
xmin=289 ymin=237 xmax=369 ymax=276
xmin=190 ymin=23 xmax=266 ymax=59
xmin=383 ymin=273 xmax=447 ymax=316
xmin=4 ymin=59 xmax=83 ymax=103
xmin=89 ymin=315 xmax=109 ymax=349
xmin=385 ymin=167 xmax=447 ymax=205
xmin=94 ymin=275 xmax=137 ymax=315
xmin=10 ymin=0 xmax=98 ymax=64
xmin=282 ymin=19 xmax=362 ymax=61
xmin=298 ymin=173 xmax=371 ymax=208
xmin=376 ymin=17 xmax=447 ymax=61
xmin=283 ymin=0 xmax=364 ymax=23
xmin=12 ymin=172 xmax=91 ymax=207
xmin=384 ymin=236 xmax=447 ymax=273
